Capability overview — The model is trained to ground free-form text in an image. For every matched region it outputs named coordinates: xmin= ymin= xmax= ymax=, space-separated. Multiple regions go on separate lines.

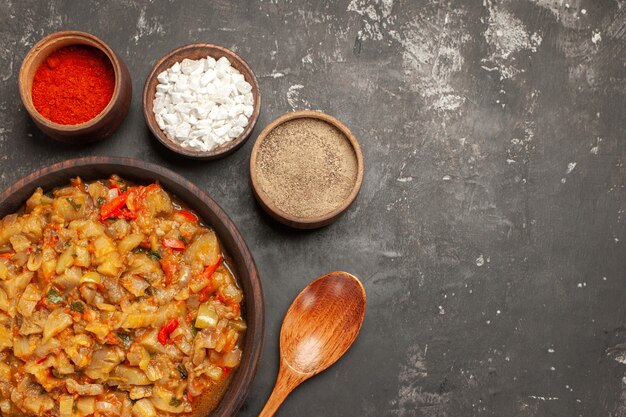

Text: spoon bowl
xmin=259 ymin=271 xmax=366 ymax=416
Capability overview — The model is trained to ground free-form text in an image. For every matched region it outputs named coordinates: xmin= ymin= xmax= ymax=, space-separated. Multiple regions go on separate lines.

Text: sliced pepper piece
xmin=176 ymin=210 xmax=198 ymax=222
xmin=157 ymin=318 xmax=179 ymax=345
xmin=198 ymin=254 xmax=223 ymax=302
xmin=160 ymin=256 xmax=178 ymax=287
xmin=100 ymin=193 xmax=128 ymax=221
xmin=110 ymin=207 xmax=137 ymax=220
xmin=202 ymin=254 xmax=223 ymax=280
xmin=162 ymin=238 xmax=186 ymax=251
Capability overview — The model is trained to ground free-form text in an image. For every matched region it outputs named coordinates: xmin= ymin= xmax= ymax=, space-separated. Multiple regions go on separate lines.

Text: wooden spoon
xmin=258 ymin=271 xmax=366 ymax=417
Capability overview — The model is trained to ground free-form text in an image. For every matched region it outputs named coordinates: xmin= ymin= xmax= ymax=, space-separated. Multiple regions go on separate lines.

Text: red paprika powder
xmin=31 ymin=45 xmax=115 ymax=125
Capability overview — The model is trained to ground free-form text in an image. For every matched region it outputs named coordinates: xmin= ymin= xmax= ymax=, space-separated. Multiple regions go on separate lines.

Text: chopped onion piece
xmin=80 ymin=271 xmax=102 ymax=284
xmin=132 ymin=398 xmax=157 ymax=417
xmin=222 ymin=348 xmax=242 ymax=368
xmin=42 ymin=309 xmax=72 ymax=342
xmin=96 ymin=400 xmax=121 ymax=415
xmin=150 ymin=387 xmax=186 ymax=413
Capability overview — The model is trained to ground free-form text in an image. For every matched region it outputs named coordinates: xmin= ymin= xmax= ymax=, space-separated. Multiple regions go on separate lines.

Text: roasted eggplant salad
xmin=0 ymin=176 xmax=246 ymax=416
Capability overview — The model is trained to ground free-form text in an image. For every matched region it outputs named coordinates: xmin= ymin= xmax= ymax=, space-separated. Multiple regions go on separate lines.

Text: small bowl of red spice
xmin=19 ymin=31 xmax=132 ymax=144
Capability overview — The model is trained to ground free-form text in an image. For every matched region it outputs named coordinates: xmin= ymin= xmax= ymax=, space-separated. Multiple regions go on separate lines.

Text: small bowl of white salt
xmin=143 ymin=43 xmax=260 ymax=159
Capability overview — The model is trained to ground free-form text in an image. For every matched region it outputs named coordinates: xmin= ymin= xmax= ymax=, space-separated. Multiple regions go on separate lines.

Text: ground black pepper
xmin=256 ymin=118 xmax=358 ymax=218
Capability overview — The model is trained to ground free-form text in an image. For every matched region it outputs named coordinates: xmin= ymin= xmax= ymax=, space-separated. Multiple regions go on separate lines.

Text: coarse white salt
xmin=153 ymin=56 xmax=255 ymax=152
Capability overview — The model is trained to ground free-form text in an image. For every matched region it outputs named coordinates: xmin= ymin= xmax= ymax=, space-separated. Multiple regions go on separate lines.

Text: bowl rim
xmin=249 ymin=110 xmax=365 ymax=229
xmin=18 ymin=30 xmax=124 ymax=131
xmin=142 ymin=43 xmax=261 ymax=160
xmin=0 ymin=156 xmax=265 ymax=417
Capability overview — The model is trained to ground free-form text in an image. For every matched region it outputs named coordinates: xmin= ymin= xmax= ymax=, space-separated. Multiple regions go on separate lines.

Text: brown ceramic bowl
xmin=0 ymin=157 xmax=265 ymax=417
xmin=18 ymin=31 xmax=132 ymax=144
xmin=143 ymin=44 xmax=261 ymax=160
xmin=250 ymin=110 xmax=364 ymax=229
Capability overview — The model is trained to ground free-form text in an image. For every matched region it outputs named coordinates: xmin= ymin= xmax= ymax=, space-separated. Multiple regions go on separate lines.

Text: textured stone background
xmin=0 ymin=0 xmax=625 ymax=416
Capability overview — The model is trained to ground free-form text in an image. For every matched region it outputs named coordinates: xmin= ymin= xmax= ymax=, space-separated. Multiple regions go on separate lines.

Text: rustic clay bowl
xmin=0 ymin=157 xmax=265 ymax=417
xmin=143 ymin=43 xmax=261 ymax=160
xmin=250 ymin=110 xmax=364 ymax=229
xmin=18 ymin=31 xmax=132 ymax=144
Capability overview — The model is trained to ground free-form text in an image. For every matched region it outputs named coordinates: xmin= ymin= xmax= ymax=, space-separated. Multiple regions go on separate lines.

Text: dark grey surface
xmin=0 ymin=1 xmax=624 ymax=416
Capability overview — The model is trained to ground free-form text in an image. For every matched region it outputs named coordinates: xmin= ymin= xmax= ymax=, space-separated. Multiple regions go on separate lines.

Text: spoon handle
xmin=258 ymin=363 xmax=306 ymax=417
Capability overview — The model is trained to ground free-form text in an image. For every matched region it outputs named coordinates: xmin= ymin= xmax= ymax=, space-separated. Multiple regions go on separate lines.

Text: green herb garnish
xmin=51 ymin=369 xmax=65 ymax=379
xmin=178 ymin=364 xmax=188 ymax=380
xmin=97 ymin=197 xmax=105 ymax=205
xmin=47 ymin=288 xmax=63 ymax=304
xmin=64 ymin=240 xmax=71 ymax=247
xmin=70 ymin=301 xmax=85 ymax=313
xmin=148 ymin=250 xmax=161 ymax=260
xmin=66 ymin=198 xmax=81 ymax=211
xmin=116 ymin=330 xmax=133 ymax=349
xmin=169 ymin=397 xmax=182 ymax=407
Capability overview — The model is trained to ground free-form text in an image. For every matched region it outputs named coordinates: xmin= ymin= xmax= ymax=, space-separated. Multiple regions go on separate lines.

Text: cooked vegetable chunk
xmin=0 ymin=176 xmax=245 ymax=416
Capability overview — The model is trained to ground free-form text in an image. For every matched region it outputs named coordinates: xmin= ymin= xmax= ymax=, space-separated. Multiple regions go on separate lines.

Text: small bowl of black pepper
xmin=249 ymin=110 xmax=364 ymax=229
